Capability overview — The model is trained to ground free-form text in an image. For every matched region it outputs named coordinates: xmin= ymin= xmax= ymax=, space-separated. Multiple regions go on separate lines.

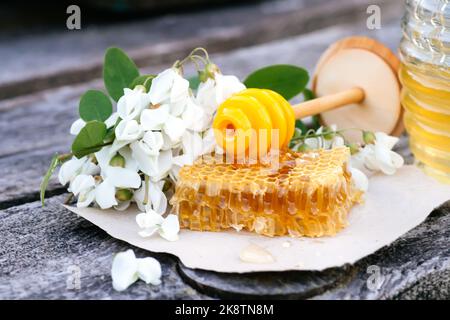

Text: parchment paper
xmin=65 ymin=165 xmax=450 ymax=273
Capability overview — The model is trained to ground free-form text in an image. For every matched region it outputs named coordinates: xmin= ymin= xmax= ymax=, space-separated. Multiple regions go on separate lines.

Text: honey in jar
xmin=400 ymin=0 xmax=450 ymax=183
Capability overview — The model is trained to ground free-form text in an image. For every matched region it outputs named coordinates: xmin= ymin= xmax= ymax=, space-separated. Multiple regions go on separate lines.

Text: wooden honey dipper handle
xmin=292 ymin=87 xmax=365 ymax=119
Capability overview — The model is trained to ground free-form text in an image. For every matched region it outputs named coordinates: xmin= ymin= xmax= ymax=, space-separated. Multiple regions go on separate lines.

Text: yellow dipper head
xmin=212 ymin=89 xmax=295 ymax=159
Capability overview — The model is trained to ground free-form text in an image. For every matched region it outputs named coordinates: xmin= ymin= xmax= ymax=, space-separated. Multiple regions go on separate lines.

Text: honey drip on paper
xmin=239 ymin=244 xmax=275 ymax=264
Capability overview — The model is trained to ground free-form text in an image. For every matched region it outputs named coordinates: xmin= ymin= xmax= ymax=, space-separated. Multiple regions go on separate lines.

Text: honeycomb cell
xmin=170 ymin=147 xmax=363 ymax=237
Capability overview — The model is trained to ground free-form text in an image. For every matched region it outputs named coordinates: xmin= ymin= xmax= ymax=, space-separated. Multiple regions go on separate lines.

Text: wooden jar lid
xmin=312 ymin=36 xmax=404 ymax=142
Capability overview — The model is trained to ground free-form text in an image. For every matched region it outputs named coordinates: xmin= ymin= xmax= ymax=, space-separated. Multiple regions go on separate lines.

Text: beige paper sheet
xmin=65 ymin=165 xmax=450 ymax=273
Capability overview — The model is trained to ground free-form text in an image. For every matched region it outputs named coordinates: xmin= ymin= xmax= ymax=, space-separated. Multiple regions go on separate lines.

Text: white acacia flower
xmin=137 ymin=257 xmax=162 ymax=286
xmin=163 ymin=115 xmax=186 ymax=143
xmin=196 ymin=72 xmax=246 ymax=115
xmin=111 ymin=249 xmax=161 ymax=291
xmin=130 ymin=142 xmax=173 ymax=180
xmin=68 ymin=174 xmax=97 ymax=208
xmin=351 ymin=132 xmax=404 ymax=175
xmin=133 ymin=179 xmax=167 ymax=214
xmin=115 ymin=119 xmax=143 ymax=142
xmin=182 ymin=99 xmax=211 ymax=132
xmin=136 ymin=210 xmax=180 ymax=241
xmin=140 ymin=105 xmax=170 ymax=131
xmin=139 ymin=131 xmax=164 ymax=156
xmin=349 ymin=166 xmax=369 ymax=192
xmin=117 ymin=87 xmax=151 ymax=121
xmin=105 ymin=112 xmax=120 ymax=128
xmin=95 ymin=178 xmax=117 ymax=209
xmin=201 ymin=127 xmax=219 ymax=155
xmin=70 ymin=119 xmax=86 ymax=135
xmin=94 ymin=166 xmax=141 ymax=209
xmin=149 ymin=68 xmax=190 ymax=105
xmin=58 ymin=156 xmax=99 ymax=186
xmin=69 ymin=174 xmax=95 ymax=195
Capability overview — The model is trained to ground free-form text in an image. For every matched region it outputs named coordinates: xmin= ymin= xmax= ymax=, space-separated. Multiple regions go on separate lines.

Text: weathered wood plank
xmin=1 ymin=195 xmax=448 ymax=299
xmin=177 ymin=202 xmax=450 ymax=299
xmin=0 ymin=21 xmax=404 ymax=208
xmin=0 ymin=195 xmax=207 ymax=299
xmin=0 ymin=0 xmax=402 ymax=99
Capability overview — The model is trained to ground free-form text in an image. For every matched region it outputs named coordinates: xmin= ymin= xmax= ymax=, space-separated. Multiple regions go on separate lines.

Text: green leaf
xmin=71 ymin=121 xmax=107 ymax=158
xmin=188 ymin=75 xmax=201 ymax=90
xmin=40 ymin=154 xmax=60 ymax=207
xmin=103 ymin=47 xmax=140 ymax=101
xmin=130 ymin=74 xmax=155 ymax=92
xmin=79 ymin=90 xmax=112 ymax=122
xmin=103 ymin=117 xmax=120 ymax=144
xmin=244 ymin=65 xmax=309 ymax=100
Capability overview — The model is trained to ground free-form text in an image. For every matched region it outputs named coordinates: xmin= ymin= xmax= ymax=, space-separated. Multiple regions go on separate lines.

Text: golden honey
xmin=400 ymin=63 xmax=450 ymax=183
xmin=170 ymin=147 xmax=362 ymax=237
xmin=400 ymin=0 xmax=450 ymax=183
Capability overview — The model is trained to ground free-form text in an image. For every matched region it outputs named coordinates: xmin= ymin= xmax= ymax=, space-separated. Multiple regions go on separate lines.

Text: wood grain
xmin=0 ymin=0 xmax=403 ymax=100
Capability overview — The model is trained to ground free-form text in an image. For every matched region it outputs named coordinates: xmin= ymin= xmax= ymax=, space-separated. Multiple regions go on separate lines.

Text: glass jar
xmin=399 ymin=0 xmax=450 ymax=183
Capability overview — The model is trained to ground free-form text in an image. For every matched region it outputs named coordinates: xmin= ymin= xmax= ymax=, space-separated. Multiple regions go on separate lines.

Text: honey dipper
xmin=213 ymin=36 xmax=404 ymax=156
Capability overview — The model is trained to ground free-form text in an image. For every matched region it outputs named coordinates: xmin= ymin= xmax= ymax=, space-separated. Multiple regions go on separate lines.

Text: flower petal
xmin=117 ymin=88 xmax=151 ymax=121
xmin=163 ymin=115 xmax=186 ymax=142
xmin=114 ymin=200 xmax=131 ymax=211
xmin=95 ymin=179 xmax=118 ymax=209
xmin=159 ymin=214 xmax=180 ymax=241
xmin=69 ymin=174 xmax=95 ymax=196
xmin=182 ymin=100 xmax=210 ymax=132
xmin=138 ymin=227 xmax=159 ymax=238
xmin=114 ymin=147 xmax=138 ymax=172
xmin=77 ymin=188 xmax=96 ymax=208
xmin=136 ymin=210 xmax=164 ymax=229
xmin=374 ymin=144 xmax=397 ymax=175
xmin=170 ymin=75 xmax=189 ymax=103
xmin=215 ymin=73 xmax=246 ymax=104
xmin=70 ymin=119 xmax=86 ymax=135
xmin=375 ymin=132 xmax=399 ymax=150
xmin=105 ymin=112 xmax=120 ymax=128
xmin=58 ymin=157 xmax=88 ymax=185
xmin=149 ymin=68 xmax=177 ymax=105
xmin=111 ymin=249 xmax=139 ymax=292
xmin=140 ymin=105 xmax=170 ymax=131
xmin=137 ymin=257 xmax=162 ymax=285
xmin=149 ymin=181 xmax=168 ymax=214
xmin=115 ymin=119 xmax=143 ymax=142
xmin=350 ymin=167 xmax=369 ymax=192
xmin=106 ymin=166 xmax=141 ymax=188
xmin=130 ymin=141 xmax=159 ymax=177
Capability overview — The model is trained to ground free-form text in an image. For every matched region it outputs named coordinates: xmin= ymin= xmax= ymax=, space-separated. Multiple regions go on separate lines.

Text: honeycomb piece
xmin=170 ymin=147 xmax=362 ymax=237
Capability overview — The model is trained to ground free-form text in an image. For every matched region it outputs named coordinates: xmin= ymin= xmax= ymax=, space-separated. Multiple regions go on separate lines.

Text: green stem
xmin=143 ymin=175 xmax=150 ymax=206
xmin=57 ymin=153 xmax=72 ymax=162
xmin=290 ymin=128 xmax=364 ymax=143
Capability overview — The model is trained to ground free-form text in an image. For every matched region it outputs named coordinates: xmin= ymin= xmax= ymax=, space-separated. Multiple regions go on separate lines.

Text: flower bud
xmin=293 ymin=143 xmax=311 ymax=152
xmin=347 ymin=142 xmax=360 ymax=155
xmin=298 ymin=143 xmax=312 ymax=152
xmin=134 ymin=85 xmax=146 ymax=93
xmin=199 ymin=63 xmax=220 ymax=82
xmin=322 ymin=127 xmax=335 ymax=140
xmin=109 ymin=154 xmax=126 ymax=168
xmin=115 ymin=189 xmax=133 ymax=201
xmin=363 ymin=131 xmax=376 ymax=145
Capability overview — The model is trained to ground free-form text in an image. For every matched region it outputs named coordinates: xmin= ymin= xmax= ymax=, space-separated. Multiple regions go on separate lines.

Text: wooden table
xmin=1 ymin=0 xmax=449 ymax=299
